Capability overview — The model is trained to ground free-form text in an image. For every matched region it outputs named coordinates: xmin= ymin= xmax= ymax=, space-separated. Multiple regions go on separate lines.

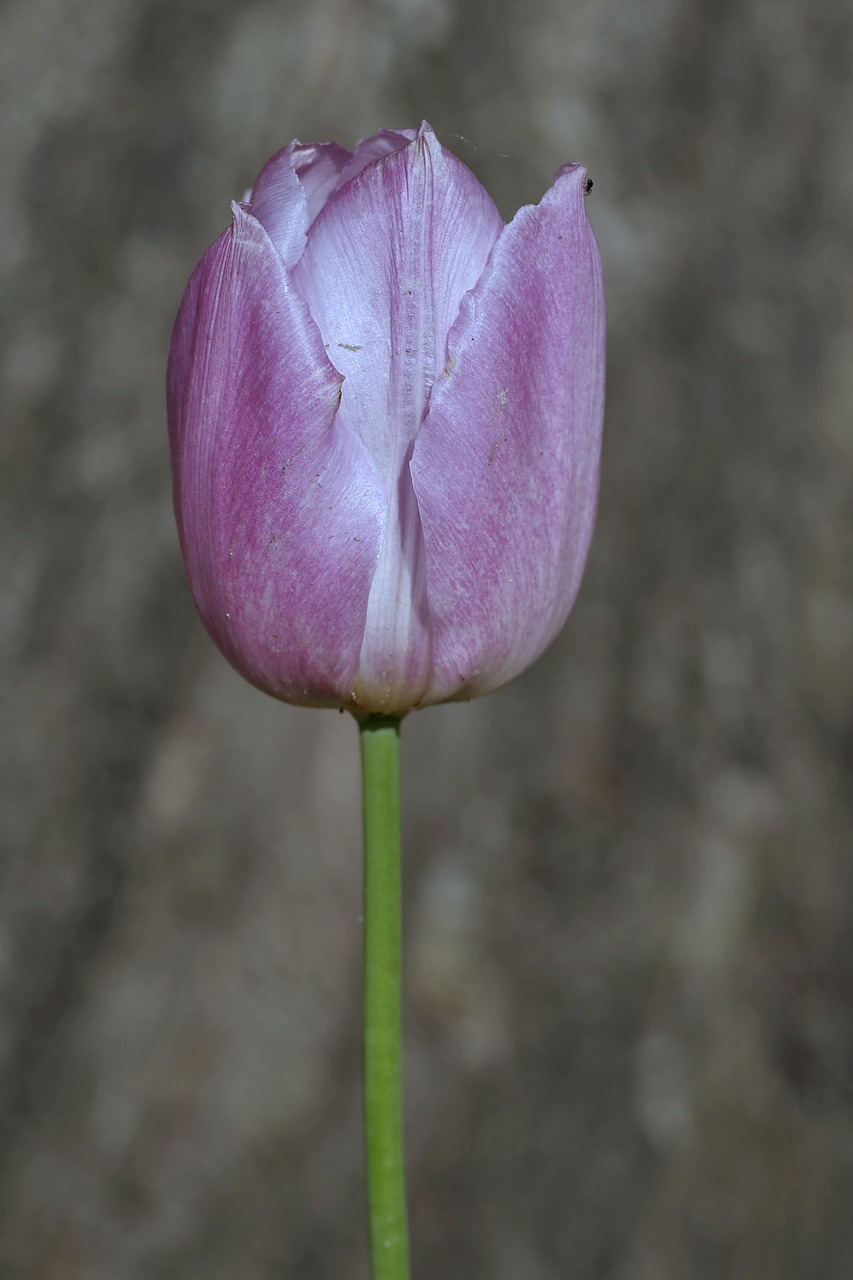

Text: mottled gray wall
xmin=2 ymin=0 xmax=852 ymax=1276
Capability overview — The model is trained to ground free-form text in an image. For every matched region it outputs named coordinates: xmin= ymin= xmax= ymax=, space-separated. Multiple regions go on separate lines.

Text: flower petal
xmin=410 ymin=163 xmax=606 ymax=705
xmin=336 ymin=127 xmax=419 ymax=188
xmin=167 ymin=203 xmax=384 ymax=708
xmin=290 ymin=124 xmax=505 ymax=711
xmin=245 ymin=145 xmax=308 ymax=268
xmin=292 ymin=125 xmax=504 ymax=476
xmin=293 ymin=141 xmax=352 ymax=223
xmin=248 ymin=140 xmax=351 ymax=267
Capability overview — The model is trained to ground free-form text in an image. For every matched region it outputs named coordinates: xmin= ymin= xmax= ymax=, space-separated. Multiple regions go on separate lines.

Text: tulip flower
xmin=167 ymin=123 xmax=605 ymax=717
xmin=167 ymin=123 xmax=605 ymax=1280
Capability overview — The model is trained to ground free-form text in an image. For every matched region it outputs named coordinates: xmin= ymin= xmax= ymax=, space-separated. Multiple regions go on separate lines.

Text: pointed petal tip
xmin=229 ymin=199 xmax=263 ymax=237
xmin=554 ymin=160 xmax=586 ymax=179
xmin=550 ymin=162 xmax=592 ymax=196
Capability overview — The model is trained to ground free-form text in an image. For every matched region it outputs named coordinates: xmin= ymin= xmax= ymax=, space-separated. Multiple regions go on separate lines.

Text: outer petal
xmin=410 ymin=163 xmax=605 ymax=705
xmin=248 ymin=141 xmax=351 ymax=266
xmin=167 ymin=203 xmax=384 ymax=708
xmin=291 ymin=124 xmax=505 ymax=711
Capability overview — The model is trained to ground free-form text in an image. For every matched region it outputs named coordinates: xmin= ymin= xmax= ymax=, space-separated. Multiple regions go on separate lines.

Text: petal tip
xmin=229 ymin=199 xmax=259 ymax=234
xmin=552 ymin=161 xmax=591 ymax=194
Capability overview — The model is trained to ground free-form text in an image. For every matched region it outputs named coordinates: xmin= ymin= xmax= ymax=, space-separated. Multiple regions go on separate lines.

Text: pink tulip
xmin=167 ymin=123 xmax=605 ymax=715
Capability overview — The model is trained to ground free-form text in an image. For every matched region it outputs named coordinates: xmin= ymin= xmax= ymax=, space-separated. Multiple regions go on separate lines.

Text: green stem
xmin=359 ymin=715 xmax=410 ymax=1280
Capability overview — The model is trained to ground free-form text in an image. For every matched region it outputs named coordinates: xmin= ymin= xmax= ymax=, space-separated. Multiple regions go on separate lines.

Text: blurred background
xmin=2 ymin=0 xmax=852 ymax=1275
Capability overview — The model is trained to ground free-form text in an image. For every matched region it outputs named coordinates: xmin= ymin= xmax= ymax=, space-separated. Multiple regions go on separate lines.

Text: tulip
xmin=167 ymin=123 xmax=605 ymax=716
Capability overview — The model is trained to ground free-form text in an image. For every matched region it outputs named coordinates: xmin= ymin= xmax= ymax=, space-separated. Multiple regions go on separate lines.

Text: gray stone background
xmin=2 ymin=0 xmax=852 ymax=1275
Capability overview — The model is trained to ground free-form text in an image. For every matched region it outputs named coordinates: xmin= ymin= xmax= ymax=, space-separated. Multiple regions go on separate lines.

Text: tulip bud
xmin=167 ymin=123 xmax=605 ymax=715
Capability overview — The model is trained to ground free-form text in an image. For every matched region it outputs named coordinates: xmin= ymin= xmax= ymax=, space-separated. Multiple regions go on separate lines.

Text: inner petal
xmin=293 ymin=142 xmax=352 ymax=224
xmin=248 ymin=141 xmax=352 ymax=267
xmin=290 ymin=126 xmax=504 ymax=708
xmin=292 ymin=127 xmax=504 ymax=493
xmin=336 ymin=128 xmax=418 ymax=188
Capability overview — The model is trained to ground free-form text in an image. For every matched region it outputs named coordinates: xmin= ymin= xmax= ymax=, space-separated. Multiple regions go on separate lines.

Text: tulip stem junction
xmin=359 ymin=714 xmax=410 ymax=1280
